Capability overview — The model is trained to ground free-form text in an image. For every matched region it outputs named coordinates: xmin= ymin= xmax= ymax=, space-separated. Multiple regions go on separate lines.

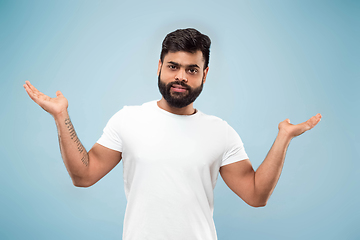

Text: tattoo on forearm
xmin=64 ymin=118 xmax=89 ymax=166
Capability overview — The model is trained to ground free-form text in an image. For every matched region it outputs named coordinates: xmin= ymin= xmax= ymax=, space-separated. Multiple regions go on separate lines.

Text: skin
xmin=23 ymin=50 xmax=321 ymax=207
xmin=23 ymin=82 xmax=121 ymax=187
xmin=157 ymin=51 xmax=209 ymax=115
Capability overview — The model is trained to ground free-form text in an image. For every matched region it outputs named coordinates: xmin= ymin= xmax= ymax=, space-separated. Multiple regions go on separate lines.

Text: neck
xmin=157 ymin=98 xmax=196 ymax=115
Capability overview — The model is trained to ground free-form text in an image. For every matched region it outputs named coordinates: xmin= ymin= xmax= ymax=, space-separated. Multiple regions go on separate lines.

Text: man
xmin=24 ymin=28 xmax=321 ymax=240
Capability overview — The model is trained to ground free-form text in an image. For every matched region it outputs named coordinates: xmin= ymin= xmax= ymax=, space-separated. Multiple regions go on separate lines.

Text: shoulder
xmin=197 ymin=110 xmax=230 ymax=127
xmin=193 ymin=111 xmax=236 ymax=138
xmin=107 ymin=101 xmax=158 ymax=127
xmin=112 ymin=100 xmax=156 ymax=117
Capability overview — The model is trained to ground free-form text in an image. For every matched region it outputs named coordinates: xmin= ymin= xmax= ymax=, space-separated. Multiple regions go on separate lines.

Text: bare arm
xmin=220 ymin=114 xmax=322 ymax=207
xmin=24 ymin=81 xmax=121 ymax=187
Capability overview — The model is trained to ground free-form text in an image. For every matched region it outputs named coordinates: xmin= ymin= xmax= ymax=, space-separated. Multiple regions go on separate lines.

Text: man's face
xmin=157 ymin=51 xmax=209 ymax=108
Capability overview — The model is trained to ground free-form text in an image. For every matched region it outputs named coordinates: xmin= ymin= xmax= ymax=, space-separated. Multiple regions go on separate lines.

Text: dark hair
xmin=160 ymin=28 xmax=211 ymax=69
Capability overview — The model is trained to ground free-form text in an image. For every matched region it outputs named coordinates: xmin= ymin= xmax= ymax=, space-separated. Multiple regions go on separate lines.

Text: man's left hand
xmin=278 ymin=113 xmax=322 ymax=139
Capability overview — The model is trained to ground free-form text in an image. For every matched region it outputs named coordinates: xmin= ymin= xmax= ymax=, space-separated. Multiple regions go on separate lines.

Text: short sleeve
xmin=221 ymin=123 xmax=248 ymax=166
xmin=97 ymin=109 xmax=124 ymax=152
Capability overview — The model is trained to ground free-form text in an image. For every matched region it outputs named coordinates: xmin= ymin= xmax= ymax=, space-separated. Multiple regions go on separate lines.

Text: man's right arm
xmin=24 ymin=81 xmax=121 ymax=187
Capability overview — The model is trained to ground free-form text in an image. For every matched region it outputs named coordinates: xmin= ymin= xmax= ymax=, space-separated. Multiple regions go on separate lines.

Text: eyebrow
xmin=167 ymin=61 xmax=200 ymax=69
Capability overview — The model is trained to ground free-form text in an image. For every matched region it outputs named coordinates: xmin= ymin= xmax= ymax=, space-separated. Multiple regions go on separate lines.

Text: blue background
xmin=1 ymin=0 xmax=359 ymax=239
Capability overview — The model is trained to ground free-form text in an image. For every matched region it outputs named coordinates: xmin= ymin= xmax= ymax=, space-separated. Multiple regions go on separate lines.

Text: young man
xmin=24 ymin=28 xmax=321 ymax=240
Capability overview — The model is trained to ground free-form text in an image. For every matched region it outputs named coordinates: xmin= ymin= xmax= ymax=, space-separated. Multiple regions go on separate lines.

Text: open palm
xmin=278 ymin=113 xmax=322 ymax=138
xmin=24 ymin=81 xmax=68 ymax=117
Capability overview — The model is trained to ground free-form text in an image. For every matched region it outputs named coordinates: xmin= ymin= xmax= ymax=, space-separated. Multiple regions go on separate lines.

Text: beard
xmin=158 ymin=71 xmax=204 ymax=108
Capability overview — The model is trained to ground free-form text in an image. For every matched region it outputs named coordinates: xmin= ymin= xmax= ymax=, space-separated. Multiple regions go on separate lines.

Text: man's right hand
xmin=23 ymin=81 xmax=68 ymax=118
xmin=23 ymin=80 xmax=122 ymax=187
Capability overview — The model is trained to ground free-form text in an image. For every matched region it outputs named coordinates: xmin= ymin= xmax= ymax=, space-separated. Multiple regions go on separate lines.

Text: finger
xmin=312 ymin=113 xmax=322 ymax=126
xmin=24 ymin=82 xmax=51 ymax=105
xmin=27 ymin=82 xmax=52 ymax=102
xmin=24 ymin=83 xmax=39 ymax=102
xmin=24 ymin=83 xmax=34 ymax=97
xmin=305 ymin=113 xmax=322 ymax=129
xmin=26 ymin=81 xmax=42 ymax=96
xmin=278 ymin=118 xmax=293 ymax=131
xmin=24 ymin=82 xmax=32 ymax=94
xmin=24 ymin=81 xmax=37 ymax=97
xmin=56 ymin=90 xmax=63 ymax=97
xmin=26 ymin=81 xmax=39 ymax=94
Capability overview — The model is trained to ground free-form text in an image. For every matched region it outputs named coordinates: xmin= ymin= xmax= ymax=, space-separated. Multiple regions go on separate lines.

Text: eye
xmin=168 ymin=65 xmax=178 ymax=70
xmin=187 ymin=68 xmax=198 ymax=74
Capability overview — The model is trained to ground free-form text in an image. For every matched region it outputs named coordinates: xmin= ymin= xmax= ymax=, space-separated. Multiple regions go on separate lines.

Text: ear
xmin=202 ymin=67 xmax=209 ymax=83
xmin=157 ymin=59 xmax=162 ymax=76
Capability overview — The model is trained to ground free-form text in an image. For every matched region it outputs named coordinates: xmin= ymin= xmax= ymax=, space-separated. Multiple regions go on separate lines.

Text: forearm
xmin=54 ymin=111 xmax=89 ymax=186
xmin=254 ymin=131 xmax=292 ymax=204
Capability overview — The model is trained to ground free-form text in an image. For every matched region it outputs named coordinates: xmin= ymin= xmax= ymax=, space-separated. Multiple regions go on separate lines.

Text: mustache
xmin=168 ymin=80 xmax=191 ymax=90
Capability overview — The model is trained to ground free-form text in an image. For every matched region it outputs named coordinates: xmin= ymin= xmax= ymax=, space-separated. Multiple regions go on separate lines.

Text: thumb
xmin=278 ymin=118 xmax=291 ymax=130
xmin=56 ymin=91 xmax=63 ymax=97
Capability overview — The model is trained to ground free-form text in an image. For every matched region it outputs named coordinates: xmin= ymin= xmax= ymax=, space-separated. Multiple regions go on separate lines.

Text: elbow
xmin=248 ymin=191 xmax=270 ymax=207
xmin=73 ymin=182 xmax=91 ymax=188
xmin=247 ymin=198 xmax=268 ymax=208
xmin=72 ymin=177 xmax=94 ymax=188
xmin=250 ymin=202 xmax=267 ymax=208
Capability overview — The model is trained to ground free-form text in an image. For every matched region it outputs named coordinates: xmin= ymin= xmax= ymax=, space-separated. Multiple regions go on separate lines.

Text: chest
xmin=120 ymin=116 xmax=225 ymax=171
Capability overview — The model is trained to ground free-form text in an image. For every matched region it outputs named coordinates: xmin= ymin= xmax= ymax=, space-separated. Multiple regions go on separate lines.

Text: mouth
xmin=171 ymin=84 xmax=188 ymax=93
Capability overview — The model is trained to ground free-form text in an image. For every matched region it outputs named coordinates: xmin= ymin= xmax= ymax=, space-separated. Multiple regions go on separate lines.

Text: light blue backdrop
xmin=1 ymin=0 xmax=359 ymax=239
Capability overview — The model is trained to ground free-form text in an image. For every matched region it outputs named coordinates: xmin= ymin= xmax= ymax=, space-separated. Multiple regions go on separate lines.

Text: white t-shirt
xmin=97 ymin=101 xmax=248 ymax=240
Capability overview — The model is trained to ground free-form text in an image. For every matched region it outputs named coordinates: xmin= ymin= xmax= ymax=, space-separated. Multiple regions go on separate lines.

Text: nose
xmin=175 ymin=70 xmax=187 ymax=83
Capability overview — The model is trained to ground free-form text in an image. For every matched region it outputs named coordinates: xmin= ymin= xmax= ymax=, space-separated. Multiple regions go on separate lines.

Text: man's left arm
xmin=219 ymin=113 xmax=322 ymax=207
